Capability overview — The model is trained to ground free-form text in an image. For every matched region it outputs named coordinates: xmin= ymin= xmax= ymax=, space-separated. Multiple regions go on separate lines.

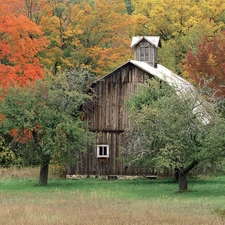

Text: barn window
xmin=137 ymin=42 xmax=155 ymax=64
xmin=97 ymin=145 xmax=109 ymax=158
xmin=140 ymin=46 xmax=150 ymax=61
xmin=149 ymin=45 xmax=154 ymax=63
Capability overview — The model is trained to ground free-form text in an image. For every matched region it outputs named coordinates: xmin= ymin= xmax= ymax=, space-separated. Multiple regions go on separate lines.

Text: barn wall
xmin=86 ymin=63 xmax=150 ymax=131
xmin=69 ymin=63 xmax=154 ymax=176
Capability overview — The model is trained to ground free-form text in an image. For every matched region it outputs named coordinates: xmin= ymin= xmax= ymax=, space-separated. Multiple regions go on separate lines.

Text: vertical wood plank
xmin=72 ymin=63 xmax=157 ymax=176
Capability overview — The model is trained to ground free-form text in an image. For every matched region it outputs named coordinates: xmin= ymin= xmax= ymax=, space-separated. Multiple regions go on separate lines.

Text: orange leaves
xmin=9 ymin=124 xmax=42 ymax=144
xmin=0 ymin=14 xmax=44 ymax=61
xmin=75 ymin=0 xmax=133 ymax=75
xmin=0 ymin=0 xmax=24 ymax=15
xmin=88 ymin=46 xmax=131 ymax=76
xmin=0 ymin=8 xmax=48 ymax=88
xmin=9 ymin=128 xmax=33 ymax=143
xmin=0 ymin=114 xmax=5 ymax=122
xmin=38 ymin=0 xmax=133 ymax=76
xmin=0 ymin=42 xmax=11 ymax=59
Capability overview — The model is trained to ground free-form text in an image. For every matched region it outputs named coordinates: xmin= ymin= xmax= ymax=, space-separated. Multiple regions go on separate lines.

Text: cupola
xmin=131 ymin=36 xmax=161 ymax=68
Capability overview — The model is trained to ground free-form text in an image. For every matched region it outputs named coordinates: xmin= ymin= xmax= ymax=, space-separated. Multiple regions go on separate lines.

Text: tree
xmin=184 ymin=31 xmax=225 ymax=97
xmin=124 ymin=78 xmax=225 ymax=191
xmin=123 ymin=0 xmax=134 ymax=14
xmin=131 ymin=0 xmax=225 ymax=74
xmin=0 ymin=4 xmax=48 ymax=88
xmin=131 ymin=0 xmax=198 ymax=73
xmin=79 ymin=0 xmax=133 ymax=76
xmin=0 ymin=68 xmax=93 ymax=185
xmin=22 ymin=0 xmax=47 ymax=24
xmin=0 ymin=135 xmax=20 ymax=168
xmin=39 ymin=0 xmax=133 ymax=76
xmin=39 ymin=0 xmax=82 ymax=74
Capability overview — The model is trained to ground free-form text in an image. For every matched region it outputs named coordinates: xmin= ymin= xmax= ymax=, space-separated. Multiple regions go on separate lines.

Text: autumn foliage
xmin=185 ymin=32 xmax=225 ymax=96
xmin=38 ymin=0 xmax=133 ymax=76
xmin=0 ymin=0 xmax=48 ymax=88
xmin=9 ymin=128 xmax=33 ymax=143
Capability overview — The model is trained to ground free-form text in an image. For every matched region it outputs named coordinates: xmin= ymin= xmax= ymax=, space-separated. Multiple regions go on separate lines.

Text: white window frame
xmin=97 ymin=145 xmax=109 ymax=158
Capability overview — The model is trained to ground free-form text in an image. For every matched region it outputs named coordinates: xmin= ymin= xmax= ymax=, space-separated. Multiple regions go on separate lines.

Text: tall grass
xmin=0 ymin=168 xmax=225 ymax=224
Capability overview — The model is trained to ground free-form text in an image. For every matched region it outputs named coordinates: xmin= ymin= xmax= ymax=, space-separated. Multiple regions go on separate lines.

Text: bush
xmin=0 ymin=136 xmax=20 ymax=167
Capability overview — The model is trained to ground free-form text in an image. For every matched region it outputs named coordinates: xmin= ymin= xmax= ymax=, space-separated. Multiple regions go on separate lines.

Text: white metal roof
xmin=129 ymin=60 xmax=195 ymax=92
xmin=130 ymin=36 xmax=161 ymax=48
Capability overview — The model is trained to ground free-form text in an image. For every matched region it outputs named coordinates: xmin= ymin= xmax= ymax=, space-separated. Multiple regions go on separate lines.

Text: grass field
xmin=0 ymin=168 xmax=225 ymax=225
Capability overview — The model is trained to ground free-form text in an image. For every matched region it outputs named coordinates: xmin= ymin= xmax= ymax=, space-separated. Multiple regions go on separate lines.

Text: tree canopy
xmin=1 ymin=0 xmax=225 ymax=78
xmin=0 ymin=69 xmax=93 ymax=185
xmin=1 ymin=0 xmax=225 ymax=184
xmin=0 ymin=0 xmax=48 ymax=88
xmin=131 ymin=0 xmax=225 ymax=74
xmin=39 ymin=0 xmax=133 ymax=76
xmin=124 ymin=79 xmax=225 ymax=190
xmin=184 ymin=31 xmax=225 ymax=97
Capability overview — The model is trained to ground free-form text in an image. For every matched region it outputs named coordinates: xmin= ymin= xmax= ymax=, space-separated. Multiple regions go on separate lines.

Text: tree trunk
xmin=176 ymin=160 xmax=198 ymax=191
xmin=178 ymin=171 xmax=188 ymax=191
xmin=39 ymin=163 xmax=49 ymax=186
xmin=174 ymin=168 xmax=179 ymax=182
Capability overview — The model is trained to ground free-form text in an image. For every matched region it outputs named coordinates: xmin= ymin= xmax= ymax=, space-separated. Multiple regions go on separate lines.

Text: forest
xmin=0 ymin=0 xmax=225 ymax=84
xmin=1 ymin=0 xmax=225 ymax=186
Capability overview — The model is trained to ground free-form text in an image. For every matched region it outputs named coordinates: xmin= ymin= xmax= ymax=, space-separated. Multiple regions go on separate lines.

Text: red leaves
xmin=0 ymin=114 xmax=5 ymax=122
xmin=185 ymin=32 xmax=225 ymax=96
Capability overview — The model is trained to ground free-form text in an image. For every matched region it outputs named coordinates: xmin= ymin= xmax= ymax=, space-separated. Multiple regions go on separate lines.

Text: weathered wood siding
xmin=69 ymin=62 xmax=154 ymax=176
xmin=87 ymin=64 xmax=150 ymax=131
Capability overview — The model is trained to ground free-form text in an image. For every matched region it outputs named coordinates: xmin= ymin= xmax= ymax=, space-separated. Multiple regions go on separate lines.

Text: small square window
xmin=97 ymin=145 xmax=109 ymax=158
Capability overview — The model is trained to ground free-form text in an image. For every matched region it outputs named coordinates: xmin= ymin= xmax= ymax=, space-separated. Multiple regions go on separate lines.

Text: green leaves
xmin=0 ymin=135 xmax=18 ymax=167
xmin=0 ymin=68 xmax=93 ymax=180
xmin=125 ymin=78 xmax=225 ymax=173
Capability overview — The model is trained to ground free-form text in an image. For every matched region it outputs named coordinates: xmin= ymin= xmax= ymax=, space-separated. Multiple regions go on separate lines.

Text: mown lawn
xmin=0 ymin=173 xmax=225 ymax=224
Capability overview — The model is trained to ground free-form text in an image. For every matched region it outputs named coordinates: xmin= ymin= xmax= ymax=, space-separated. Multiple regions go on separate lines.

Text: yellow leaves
xmin=199 ymin=0 xmax=225 ymax=24
xmin=80 ymin=64 xmax=90 ymax=70
xmin=207 ymin=53 xmax=216 ymax=67
xmin=131 ymin=0 xmax=225 ymax=75
xmin=132 ymin=0 xmax=224 ymax=40
xmin=64 ymin=30 xmax=73 ymax=38
xmin=87 ymin=44 xmax=132 ymax=76
xmin=71 ymin=39 xmax=82 ymax=48
xmin=75 ymin=29 xmax=84 ymax=35
xmin=131 ymin=14 xmax=150 ymax=35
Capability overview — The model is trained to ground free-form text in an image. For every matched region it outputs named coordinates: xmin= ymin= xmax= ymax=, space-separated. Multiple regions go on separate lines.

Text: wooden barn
xmin=67 ymin=36 xmax=195 ymax=177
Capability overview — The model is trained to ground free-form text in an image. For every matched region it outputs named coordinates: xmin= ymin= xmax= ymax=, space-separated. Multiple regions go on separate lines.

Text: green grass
xmin=1 ymin=176 xmax=225 ymax=199
xmin=0 ymin=175 xmax=225 ymax=224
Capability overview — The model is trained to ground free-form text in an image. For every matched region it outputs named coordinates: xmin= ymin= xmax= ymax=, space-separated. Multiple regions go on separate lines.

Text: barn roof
xmin=92 ymin=60 xmax=210 ymax=124
xmin=130 ymin=60 xmax=194 ymax=92
xmin=130 ymin=36 xmax=161 ymax=48
xmin=95 ymin=60 xmax=194 ymax=92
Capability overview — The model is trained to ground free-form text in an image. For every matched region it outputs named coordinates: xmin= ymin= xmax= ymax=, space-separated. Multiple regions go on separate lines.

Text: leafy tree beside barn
xmin=124 ymin=78 xmax=225 ymax=191
xmin=0 ymin=69 xmax=93 ymax=185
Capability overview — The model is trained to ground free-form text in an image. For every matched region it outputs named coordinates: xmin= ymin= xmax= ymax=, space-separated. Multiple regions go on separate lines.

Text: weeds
xmin=0 ymin=168 xmax=225 ymax=224
xmin=214 ymin=208 xmax=225 ymax=218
